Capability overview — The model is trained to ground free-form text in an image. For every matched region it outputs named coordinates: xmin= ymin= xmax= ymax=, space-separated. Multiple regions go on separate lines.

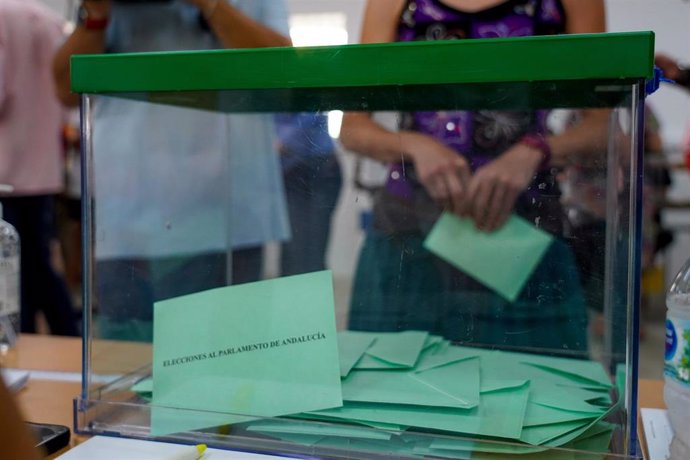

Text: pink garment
xmin=0 ymin=0 xmax=65 ymax=195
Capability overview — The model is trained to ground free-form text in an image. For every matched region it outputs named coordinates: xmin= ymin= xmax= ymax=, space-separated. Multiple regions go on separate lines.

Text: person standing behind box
xmin=53 ymin=0 xmax=292 ymax=341
xmin=275 ymin=112 xmax=343 ymax=276
xmin=0 ymin=0 xmax=78 ymax=336
xmin=341 ymin=0 xmax=609 ymax=353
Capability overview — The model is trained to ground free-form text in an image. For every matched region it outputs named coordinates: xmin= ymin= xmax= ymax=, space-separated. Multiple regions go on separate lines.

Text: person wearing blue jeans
xmin=53 ymin=0 xmax=292 ymax=342
xmin=275 ymin=113 xmax=342 ymax=276
xmin=1 ymin=197 xmax=78 ymax=336
xmin=1 ymin=0 xmax=78 ymax=336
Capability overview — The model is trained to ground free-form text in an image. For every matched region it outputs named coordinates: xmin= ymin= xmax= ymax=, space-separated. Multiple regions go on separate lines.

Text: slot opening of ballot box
xmin=73 ymin=33 xmax=654 ymax=459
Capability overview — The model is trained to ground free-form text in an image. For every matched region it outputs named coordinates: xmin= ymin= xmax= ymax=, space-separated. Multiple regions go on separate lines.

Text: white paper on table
xmin=1 ymin=369 xmax=29 ymax=392
xmin=641 ymin=408 xmax=673 ymax=460
xmin=57 ymin=436 xmax=290 ymax=460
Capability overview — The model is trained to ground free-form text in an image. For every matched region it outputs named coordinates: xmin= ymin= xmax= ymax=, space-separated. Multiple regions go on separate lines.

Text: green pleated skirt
xmin=348 ymin=231 xmax=588 ymax=354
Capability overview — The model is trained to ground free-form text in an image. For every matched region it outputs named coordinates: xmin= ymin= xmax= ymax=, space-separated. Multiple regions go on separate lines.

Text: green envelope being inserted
xmin=151 ymin=271 xmax=342 ymax=436
xmin=423 ymin=213 xmax=553 ymax=302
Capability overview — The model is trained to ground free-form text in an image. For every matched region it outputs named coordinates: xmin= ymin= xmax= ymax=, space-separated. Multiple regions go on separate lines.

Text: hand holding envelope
xmin=423 ymin=213 xmax=554 ymax=301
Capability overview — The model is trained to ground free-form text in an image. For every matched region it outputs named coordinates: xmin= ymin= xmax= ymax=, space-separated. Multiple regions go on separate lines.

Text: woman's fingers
xmin=481 ymin=182 xmax=506 ymax=231
xmin=412 ymin=139 xmax=470 ymax=212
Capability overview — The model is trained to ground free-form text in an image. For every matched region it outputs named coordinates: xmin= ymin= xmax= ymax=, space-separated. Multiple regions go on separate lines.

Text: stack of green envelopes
xmin=133 ymin=330 xmax=621 ymax=458
xmin=243 ymin=330 xmax=619 ymax=458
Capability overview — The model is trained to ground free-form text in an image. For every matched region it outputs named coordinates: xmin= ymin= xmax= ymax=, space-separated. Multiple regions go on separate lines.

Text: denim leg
xmin=97 ymin=252 xmax=228 ymax=342
xmin=1 ymin=196 xmax=78 ymax=336
xmin=281 ymin=155 xmax=342 ymax=276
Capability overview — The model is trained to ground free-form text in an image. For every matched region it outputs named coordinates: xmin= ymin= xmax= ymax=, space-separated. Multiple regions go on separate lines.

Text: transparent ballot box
xmin=73 ymin=32 xmax=654 ymax=459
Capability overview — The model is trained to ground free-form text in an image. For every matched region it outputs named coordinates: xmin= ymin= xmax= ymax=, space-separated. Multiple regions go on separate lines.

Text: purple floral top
xmin=386 ymin=0 xmax=566 ymax=227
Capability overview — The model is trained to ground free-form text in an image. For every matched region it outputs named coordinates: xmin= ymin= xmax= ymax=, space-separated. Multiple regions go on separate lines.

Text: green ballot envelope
xmin=423 ymin=213 xmax=554 ymax=302
xmin=337 ymin=331 xmax=376 ymax=377
xmin=151 ymin=271 xmax=343 ymax=436
xmin=353 ymin=330 xmax=429 ymax=370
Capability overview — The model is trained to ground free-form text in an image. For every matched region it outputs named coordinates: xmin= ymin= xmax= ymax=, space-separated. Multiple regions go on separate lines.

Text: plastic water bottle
xmin=0 ymin=202 xmax=20 ymax=353
xmin=664 ymin=258 xmax=690 ymax=456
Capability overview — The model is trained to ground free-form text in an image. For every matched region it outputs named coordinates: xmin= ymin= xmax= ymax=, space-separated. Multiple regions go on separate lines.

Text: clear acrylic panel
xmin=76 ymin=36 xmax=650 ymax=459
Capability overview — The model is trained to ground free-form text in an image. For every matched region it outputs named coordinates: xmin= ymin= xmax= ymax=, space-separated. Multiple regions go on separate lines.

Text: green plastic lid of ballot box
xmin=70 ymin=32 xmax=654 ymax=112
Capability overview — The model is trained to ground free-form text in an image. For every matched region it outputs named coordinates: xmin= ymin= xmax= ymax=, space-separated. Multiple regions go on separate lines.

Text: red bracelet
xmin=520 ymin=133 xmax=552 ymax=171
xmin=77 ymin=5 xmax=109 ymax=31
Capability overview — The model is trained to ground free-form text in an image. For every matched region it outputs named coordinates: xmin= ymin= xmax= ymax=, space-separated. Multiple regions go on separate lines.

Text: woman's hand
xmin=402 ymin=132 xmax=471 ymax=216
xmin=466 ymin=143 xmax=542 ymax=232
xmin=655 ymin=54 xmax=683 ymax=81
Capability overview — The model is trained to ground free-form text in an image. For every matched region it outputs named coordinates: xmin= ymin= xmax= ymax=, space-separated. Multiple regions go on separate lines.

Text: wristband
xmin=77 ymin=5 xmax=109 ymax=30
xmin=519 ymin=133 xmax=552 ymax=171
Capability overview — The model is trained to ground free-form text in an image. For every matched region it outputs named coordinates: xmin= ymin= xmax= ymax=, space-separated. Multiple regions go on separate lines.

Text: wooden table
xmin=0 ymin=335 xmax=81 ymax=457
xmin=637 ymin=378 xmax=666 ymax=460
xmin=1 ymin=335 xmax=81 ymax=430
xmin=638 ymin=378 xmax=665 ymax=410
xmin=0 ymin=334 xmax=81 ymax=373
xmin=1 ymin=333 xmax=152 ymax=423
xmin=1 ymin=334 xmax=151 ymax=457
xmin=2 ymin=335 xmax=669 ymax=458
